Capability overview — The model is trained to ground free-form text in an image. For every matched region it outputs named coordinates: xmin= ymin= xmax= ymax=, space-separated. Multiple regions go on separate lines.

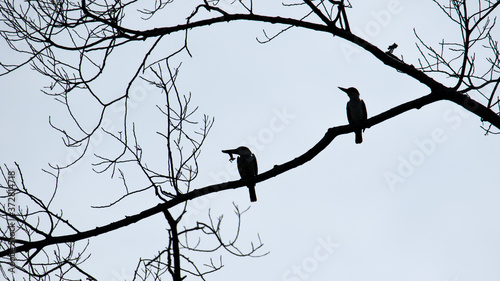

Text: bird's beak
xmin=222 ymin=149 xmax=238 ymax=162
xmin=338 ymin=87 xmax=348 ymax=93
xmin=222 ymin=149 xmax=238 ymax=155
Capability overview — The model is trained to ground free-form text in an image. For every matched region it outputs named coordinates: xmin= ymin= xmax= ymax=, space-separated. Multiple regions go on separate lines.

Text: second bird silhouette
xmin=339 ymin=87 xmax=367 ymax=144
xmin=222 ymin=146 xmax=258 ymax=202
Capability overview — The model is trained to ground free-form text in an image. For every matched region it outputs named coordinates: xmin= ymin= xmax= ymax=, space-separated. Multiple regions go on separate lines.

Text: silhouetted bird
xmin=339 ymin=87 xmax=367 ymax=144
xmin=222 ymin=146 xmax=258 ymax=202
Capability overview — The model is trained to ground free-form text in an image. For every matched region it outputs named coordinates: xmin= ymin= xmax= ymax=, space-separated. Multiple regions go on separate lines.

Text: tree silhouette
xmin=1 ymin=0 xmax=499 ymax=280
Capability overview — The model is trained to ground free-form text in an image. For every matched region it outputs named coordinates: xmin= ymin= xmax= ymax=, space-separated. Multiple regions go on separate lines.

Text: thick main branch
xmin=0 ymin=91 xmax=443 ymax=258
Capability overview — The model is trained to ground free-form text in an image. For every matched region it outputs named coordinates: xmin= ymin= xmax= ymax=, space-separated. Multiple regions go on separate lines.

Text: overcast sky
xmin=1 ymin=1 xmax=500 ymax=281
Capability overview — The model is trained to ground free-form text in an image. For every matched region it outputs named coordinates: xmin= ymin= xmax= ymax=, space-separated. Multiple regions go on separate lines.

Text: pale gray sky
xmin=1 ymin=1 xmax=499 ymax=281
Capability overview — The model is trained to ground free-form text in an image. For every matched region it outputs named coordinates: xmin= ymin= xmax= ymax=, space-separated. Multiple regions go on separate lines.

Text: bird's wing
xmin=252 ymin=154 xmax=258 ymax=175
xmin=361 ymin=100 xmax=368 ymax=121
xmin=346 ymin=103 xmax=353 ymax=124
xmin=237 ymin=156 xmax=258 ymax=178
xmin=361 ymin=100 xmax=368 ymax=132
xmin=237 ymin=157 xmax=246 ymax=178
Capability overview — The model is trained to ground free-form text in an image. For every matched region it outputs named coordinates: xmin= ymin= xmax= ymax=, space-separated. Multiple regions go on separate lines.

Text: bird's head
xmin=222 ymin=146 xmax=253 ymax=161
xmin=338 ymin=87 xmax=360 ymax=99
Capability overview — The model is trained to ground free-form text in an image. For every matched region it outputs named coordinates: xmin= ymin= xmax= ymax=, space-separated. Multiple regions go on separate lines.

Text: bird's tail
xmin=248 ymin=185 xmax=257 ymax=202
xmin=355 ymin=130 xmax=363 ymax=144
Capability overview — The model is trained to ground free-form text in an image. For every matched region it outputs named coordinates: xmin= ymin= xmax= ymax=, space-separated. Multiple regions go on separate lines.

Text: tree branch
xmin=0 ymin=91 xmax=444 ymax=258
xmin=81 ymin=0 xmax=500 ymax=129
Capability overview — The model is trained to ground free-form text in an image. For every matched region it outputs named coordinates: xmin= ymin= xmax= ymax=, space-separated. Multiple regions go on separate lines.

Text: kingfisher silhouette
xmin=222 ymin=146 xmax=258 ymax=202
xmin=339 ymin=87 xmax=368 ymax=144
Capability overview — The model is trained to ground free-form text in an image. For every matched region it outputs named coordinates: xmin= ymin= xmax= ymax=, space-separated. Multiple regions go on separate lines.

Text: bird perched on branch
xmin=339 ymin=87 xmax=367 ymax=144
xmin=222 ymin=146 xmax=258 ymax=202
